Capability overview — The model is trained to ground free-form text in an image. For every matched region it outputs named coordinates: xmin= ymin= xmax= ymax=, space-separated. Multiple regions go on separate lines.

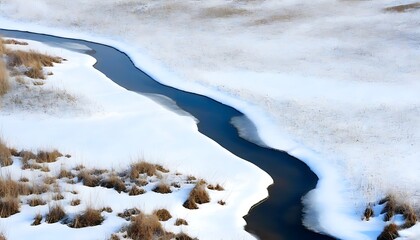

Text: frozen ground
xmin=0 ymin=0 xmax=419 ymax=239
xmin=0 ymin=39 xmax=272 ymax=239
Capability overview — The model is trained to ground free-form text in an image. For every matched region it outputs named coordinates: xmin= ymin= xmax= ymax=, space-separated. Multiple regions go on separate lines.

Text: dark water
xmin=0 ymin=29 xmax=335 ymax=240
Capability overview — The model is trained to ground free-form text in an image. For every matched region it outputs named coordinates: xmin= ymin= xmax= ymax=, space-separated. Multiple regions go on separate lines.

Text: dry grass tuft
xmin=100 ymin=174 xmax=126 ymax=193
xmin=396 ymin=204 xmax=418 ymax=229
xmin=78 ymin=170 xmax=100 ymax=187
xmin=46 ymin=204 xmax=66 ymax=223
xmin=0 ymin=176 xmax=30 ymax=197
xmin=363 ymin=205 xmax=374 ymax=221
xmin=175 ymin=218 xmax=188 ymax=226
xmin=0 ymin=58 xmax=10 ymax=96
xmin=130 ymin=161 xmax=157 ymax=179
xmin=381 ymin=195 xmax=396 ymax=221
xmin=175 ymin=232 xmax=197 ymax=240
xmin=28 ymin=197 xmax=46 ymax=207
xmin=0 ymin=139 xmax=12 ymax=167
xmin=208 ymin=184 xmax=224 ymax=191
xmin=156 ymin=165 xmax=169 ymax=173
xmin=377 ymin=223 xmax=399 ymax=240
xmin=218 ymin=200 xmax=226 ymax=206
xmin=32 ymin=213 xmax=42 ymax=226
xmin=6 ymin=49 xmax=62 ymax=79
xmin=117 ymin=208 xmax=141 ymax=221
xmin=58 ymin=168 xmax=74 ymax=179
xmin=152 ymin=183 xmax=172 ymax=194
xmin=70 ymin=199 xmax=81 ymax=206
xmin=200 ymin=6 xmax=249 ymax=18
xmin=127 ymin=213 xmax=165 ymax=240
xmin=154 ymin=209 xmax=172 ymax=221
xmin=36 ymin=150 xmax=63 ymax=163
xmin=70 ymin=207 xmax=103 ymax=228
xmin=183 ymin=181 xmax=210 ymax=210
xmin=0 ymin=233 xmax=5 ymax=240
xmin=19 ymin=150 xmax=36 ymax=166
xmin=129 ymin=186 xmax=145 ymax=196
xmin=2 ymin=39 xmax=28 ymax=45
xmin=0 ymin=197 xmax=20 ymax=218
xmin=385 ymin=3 xmax=420 ymax=12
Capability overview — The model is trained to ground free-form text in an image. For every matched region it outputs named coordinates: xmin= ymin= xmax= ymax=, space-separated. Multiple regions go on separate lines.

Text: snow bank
xmin=0 ymin=0 xmax=419 ymax=239
xmin=0 ymin=38 xmax=272 ymax=239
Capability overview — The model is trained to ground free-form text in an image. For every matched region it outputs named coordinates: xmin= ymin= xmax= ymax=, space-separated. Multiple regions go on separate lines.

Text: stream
xmin=0 ymin=29 xmax=335 ymax=240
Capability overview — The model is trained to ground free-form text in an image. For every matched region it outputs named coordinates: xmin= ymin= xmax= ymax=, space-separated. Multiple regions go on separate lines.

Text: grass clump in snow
xmin=154 ymin=209 xmax=172 ymax=221
xmin=100 ymin=173 xmax=126 ymax=193
xmin=69 ymin=207 xmax=103 ymax=228
xmin=183 ymin=180 xmax=210 ymax=210
xmin=384 ymin=3 xmax=420 ymax=12
xmin=207 ymin=183 xmax=224 ymax=191
xmin=363 ymin=204 xmax=374 ymax=221
xmin=127 ymin=213 xmax=164 ymax=240
xmin=130 ymin=161 xmax=156 ymax=179
xmin=32 ymin=213 xmax=42 ymax=226
xmin=0 ymin=197 xmax=20 ymax=218
xmin=70 ymin=199 xmax=81 ymax=206
xmin=175 ymin=218 xmax=188 ymax=226
xmin=46 ymin=204 xmax=66 ymax=223
xmin=0 ymin=139 xmax=12 ymax=167
xmin=0 ymin=58 xmax=10 ymax=96
xmin=380 ymin=195 xmax=396 ymax=221
xmin=77 ymin=170 xmax=100 ymax=187
xmin=36 ymin=150 xmax=63 ymax=163
xmin=152 ymin=182 xmax=172 ymax=194
xmin=129 ymin=186 xmax=145 ymax=196
xmin=377 ymin=223 xmax=399 ymax=240
xmin=28 ymin=197 xmax=46 ymax=207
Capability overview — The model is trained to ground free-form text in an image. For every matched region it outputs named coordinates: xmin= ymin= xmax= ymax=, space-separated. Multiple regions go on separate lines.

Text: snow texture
xmin=0 ymin=0 xmax=419 ymax=239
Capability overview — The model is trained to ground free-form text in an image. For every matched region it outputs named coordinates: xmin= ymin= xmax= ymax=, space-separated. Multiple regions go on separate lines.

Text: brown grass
xmin=200 ymin=6 xmax=249 ymax=18
xmin=385 ymin=3 xmax=420 ymax=12
xmin=58 ymin=168 xmax=74 ymax=179
xmin=218 ymin=200 xmax=226 ymax=206
xmin=2 ymin=39 xmax=28 ymax=45
xmin=70 ymin=199 xmax=81 ymax=206
xmin=78 ymin=170 xmax=100 ymax=187
xmin=183 ymin=181 xmax=210 ymax=210
xmin=6 ymin=49 xmax=62 ymax=79
xmin=117 ymin=208 xmax=141 ymax=221
xmin=0 ymin=139 xmax=12 ymax=167
xmin=19 ymin=150 xmax=36 ymax=166
xmin=129 ymin=186 xmax=145 ymax=196
xmin=154 ymin=209 xmax=172 ymax=221
xmin=0 ymin=233 xmax=6 ymax=240
xmin=153 ymin=183 xmax=172 ymax=194
xmin=0 ymin=197 xmax=20 ymax=218
xmin=0 ymin=58 xmax=9 ymax=96
xmin=381 ymin=196 xmax=396 ymax=221
xmin=100 ymin=174 xmax=126 ymax=193
xmin=377 ymin=223 xmax=399 ymax=240
xmin=175 ymin=232 xmax=196 ymax=240
xmin=396 ymin=204 xmax=418 ymax=229
xmin=70 ymin=207 xmax=103 ymax=228
xmin=363 ymin=205 xmax=374 ymax=221
xmin=0 ymin=176 xmax=30 ymax=197
xmin=208 ymin=184 xmax=224 ymax=191
xmin=127 ymin=213 xmax=165 ymax=240
xmin=36 ymin=150 xmax=63 ymax=163
xmin=175 ymin=218 xmax=188 ymax=226
xmin=28 ymin=197 xmax=46 ymax=207
xmin=130 ymin=161 xmax=157 ymax=179
xmin=32 ymin=213 xmax=42 ymax=226
xmin=46 ymin=204 xmax=66 ymax=223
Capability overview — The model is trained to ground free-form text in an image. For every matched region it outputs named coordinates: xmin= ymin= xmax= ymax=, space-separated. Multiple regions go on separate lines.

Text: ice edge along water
xmin=0 ymin=31 xmax=273 ymax=239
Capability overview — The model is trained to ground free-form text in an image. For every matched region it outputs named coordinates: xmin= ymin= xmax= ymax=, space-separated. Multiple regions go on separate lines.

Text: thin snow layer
xmin=0 ymin=0 xmax=419 ymax=239
xmin=0 ymin=39 xmax=272 ymax=240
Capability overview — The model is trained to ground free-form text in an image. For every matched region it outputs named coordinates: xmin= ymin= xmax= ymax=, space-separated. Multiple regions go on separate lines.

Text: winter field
xmin=0 ymin=0 xmax=419 ymax=239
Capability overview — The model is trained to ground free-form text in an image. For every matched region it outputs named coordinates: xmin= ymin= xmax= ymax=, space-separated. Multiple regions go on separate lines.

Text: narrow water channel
xmin=0 ymin=29 xmax=335 ymax=240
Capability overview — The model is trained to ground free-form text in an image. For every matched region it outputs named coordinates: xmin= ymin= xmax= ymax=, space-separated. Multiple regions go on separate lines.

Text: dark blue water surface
xmin=0 ymin=29 xmax=335 ymax=240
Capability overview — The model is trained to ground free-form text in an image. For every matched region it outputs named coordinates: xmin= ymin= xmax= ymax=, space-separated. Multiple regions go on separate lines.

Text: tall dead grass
xmin=385 ymin=3 xmax=420 ymax=12
xmin=0 ymin=58 xmax=9 ymax=96
xmin=183 ymin=180 xmax=210 ymax=209
xmin=0 ymin=139 xmax=12 ymax=166
xmin=127 ymin=213 xmax=165 ymax=240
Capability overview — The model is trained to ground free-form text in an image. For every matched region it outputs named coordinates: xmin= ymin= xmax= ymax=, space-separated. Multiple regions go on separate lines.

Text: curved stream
xmin=0 ymin=29 xmax=335 ymax=240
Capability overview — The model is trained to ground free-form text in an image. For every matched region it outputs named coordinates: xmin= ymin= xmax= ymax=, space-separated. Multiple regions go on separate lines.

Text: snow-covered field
xmin=0 ymin=39 xmax=272 ymax=239
xmin=0 ymin=0 xmax=419 ymax=239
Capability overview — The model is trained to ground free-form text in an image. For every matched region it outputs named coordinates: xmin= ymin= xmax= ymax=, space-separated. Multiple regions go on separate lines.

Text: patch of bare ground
xmin=183 ymin=180 xmax=210 ymax=210
xmin=385 ymin=2 xmax=420 ymax=12
xmin=69 ymin=207 xmax=103 ymax=228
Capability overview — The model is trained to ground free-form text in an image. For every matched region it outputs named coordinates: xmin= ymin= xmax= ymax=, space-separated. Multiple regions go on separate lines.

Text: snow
xmin=0 ymin=39 xmax=272 ymax=239
xmin=0 ymin=0 xmax=419 ymax=239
